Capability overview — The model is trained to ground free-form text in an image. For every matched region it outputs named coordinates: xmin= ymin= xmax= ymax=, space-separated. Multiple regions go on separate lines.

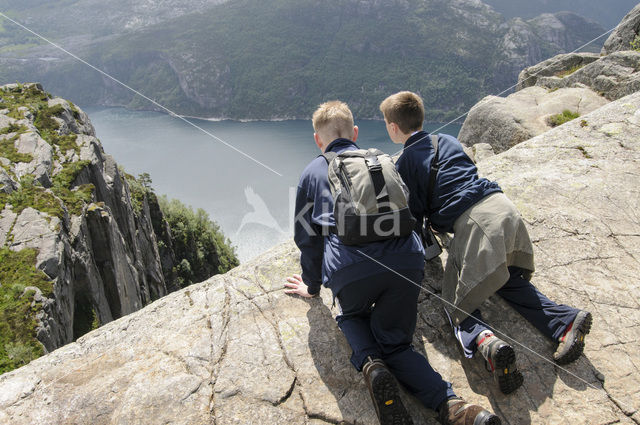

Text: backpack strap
xmin=364 ymin=152 xmax=391 ymax=212
xmin=426 ymin=134 xmax=440 ymax=215
xmin=321 ymin=151 xmax=338 ymax=164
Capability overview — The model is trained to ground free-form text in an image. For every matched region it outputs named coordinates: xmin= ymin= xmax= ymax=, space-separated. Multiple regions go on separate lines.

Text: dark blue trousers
xmin=335 ymin=269 xmax=455 ymax=411
xmin=456 ymin=267 xmax=580 ymax=357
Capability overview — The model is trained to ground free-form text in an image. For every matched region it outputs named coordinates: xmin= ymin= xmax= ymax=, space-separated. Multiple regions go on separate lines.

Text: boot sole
xmin=555 ymin=312 xmax=592 ymax=365
xmin=492 ymin=344 xmax=523 ymax=395
xmin=473 ymin=411 xmax=503 ymax=425
xmin=371 ymin=370 xmax=414 ymax=425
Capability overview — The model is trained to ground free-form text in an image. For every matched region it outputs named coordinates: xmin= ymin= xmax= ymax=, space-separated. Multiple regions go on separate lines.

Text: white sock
xmin=476 ymin=330 xmax=494 ymax=346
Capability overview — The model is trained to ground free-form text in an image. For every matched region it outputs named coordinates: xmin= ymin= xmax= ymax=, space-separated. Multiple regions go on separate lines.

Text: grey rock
xmin=9 ymin=207 xmax=61 ymax=279
xmin=602 ymin=4 xmax=640 ymax=54
xmin=0 ymin=167 xmax=17 ymax=194
xmin=520 ymin=51 xmax=640 ymax=102
xmin=12 ymin=131 xmax=53 ymax=187
xmin=47 ymin=98 xmax=95 ymax=137
xmin=461 ymin=143 xmax=495 ymax=164
xmin=1 ymin=83 xmax=21 ymax=91
xmin=459 ymin=86 xmax=608 ymax=152
xmin=22 ymin=286 xmax=44 ymax=305
xmin=1 ymin=91 xmax=639 ymax=425
xmin=15 ymin=106 xmax=32 ymax=121
xmin=0 ymin=113 xmax=13 ymax=131
xmin=0 ymin=206 xmax=18 ymax=247
xmin=496 ymin=13 xmax=604 ymax=87
xmin=517 ymin=52 xmax=601 ymax=91
xmin=469 ymin=143 xmax=495 ymax=163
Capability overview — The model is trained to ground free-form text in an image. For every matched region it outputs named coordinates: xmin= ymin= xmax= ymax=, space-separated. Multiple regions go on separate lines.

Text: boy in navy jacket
xmin=285 ymin=101 xmax=500 ymax=425
xmin=380 ymin=91 xmax=592 ymax=395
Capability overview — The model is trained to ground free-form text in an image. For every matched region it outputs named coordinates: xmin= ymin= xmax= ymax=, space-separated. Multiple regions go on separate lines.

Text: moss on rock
xmin=0 ymin=247 xmax=53 ymax=374
xmin=548 ymin=110 xmax=580 ymax=127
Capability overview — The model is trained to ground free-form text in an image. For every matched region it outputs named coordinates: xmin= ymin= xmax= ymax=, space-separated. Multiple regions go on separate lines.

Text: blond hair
xmin=312 ymin=100 xmax=355 ymax=142
xmin=379 ymin=91 xmax=424 ymax=134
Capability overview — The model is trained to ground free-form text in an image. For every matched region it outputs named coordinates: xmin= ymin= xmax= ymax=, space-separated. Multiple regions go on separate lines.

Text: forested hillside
xmin=0 ymin=0 xmax=607 ymax=120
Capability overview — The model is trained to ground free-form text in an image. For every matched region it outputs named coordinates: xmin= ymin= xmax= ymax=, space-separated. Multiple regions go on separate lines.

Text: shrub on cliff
xmin=158 ymin=196 xmax=238 ymax=288
xmin=0 ymin=248 xmax=53 ymax=374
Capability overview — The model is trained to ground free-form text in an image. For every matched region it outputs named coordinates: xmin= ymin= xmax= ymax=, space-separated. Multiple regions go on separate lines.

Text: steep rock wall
xmin=0 ymin=83 xmax=168 ymax=353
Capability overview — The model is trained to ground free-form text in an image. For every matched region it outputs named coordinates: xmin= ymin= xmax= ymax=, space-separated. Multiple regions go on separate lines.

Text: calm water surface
xmin=84 ymin=107 xmax=461 ymax=262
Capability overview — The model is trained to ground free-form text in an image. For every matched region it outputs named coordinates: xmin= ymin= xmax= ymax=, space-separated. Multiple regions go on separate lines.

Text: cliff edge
xmin=1 ymin=88 xmax=638 ymax=423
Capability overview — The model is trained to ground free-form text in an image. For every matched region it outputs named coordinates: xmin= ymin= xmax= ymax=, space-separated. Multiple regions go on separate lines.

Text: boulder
xmin=0 ymin=113 xmax=13 ymax=131
xmin=519 ymin=51 xmax=640 ymax=102
xmin=602 ymin=4 xmax=640 ymax=55
xmin=1 ymin=90 xmax=639 ymax=425
xmin=516 ymin=52 xmax=601 ymax=91
xmin=458 ymin=86 xmax=608 ymax=152
xmin=517 ymin=3 xmax=640 ymax=102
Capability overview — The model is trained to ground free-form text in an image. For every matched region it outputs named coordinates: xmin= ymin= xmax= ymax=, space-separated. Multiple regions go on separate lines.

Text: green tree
xmin=158 ymin=196 xmax=239 ymax=288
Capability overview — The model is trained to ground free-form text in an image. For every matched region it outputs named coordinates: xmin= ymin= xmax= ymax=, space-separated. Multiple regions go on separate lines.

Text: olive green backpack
xmin=322 ymin=148 xmax=416 ymax=245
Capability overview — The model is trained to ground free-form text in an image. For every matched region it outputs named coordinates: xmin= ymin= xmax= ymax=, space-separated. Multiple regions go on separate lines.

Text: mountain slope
xmin=483 ymin=0 xmax=639 ymax=28
xmin=0 ymin=0 xmax=607 ymax=120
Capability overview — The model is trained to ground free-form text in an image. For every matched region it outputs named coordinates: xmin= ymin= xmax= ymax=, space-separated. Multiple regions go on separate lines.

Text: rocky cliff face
xmin=459 ymin=4 xmax=640 ymax=152
xmin=495 ymin=11 xmax=604 ymax=85
xmin=516 ymin=5 xmax=640 ymax=99
xmin=1 ymin=89 xmax=639 ymax=424
xmin=0 ymin=83 xmax=169 ymax=356
xmin=602 ymin=3 xmax=640 ymax=55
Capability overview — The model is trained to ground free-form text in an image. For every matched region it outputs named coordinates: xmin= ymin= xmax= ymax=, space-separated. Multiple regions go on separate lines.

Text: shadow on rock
xmin=413 ymin=256 xmax=605 ymax=424
xmin=304 ymin=298 xmax=369 ymax=424
xmin=305 ymin=295 xmax=440 ymax=424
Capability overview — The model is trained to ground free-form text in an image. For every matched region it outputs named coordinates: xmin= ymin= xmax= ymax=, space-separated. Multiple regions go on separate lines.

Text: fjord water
xmin=85 ymin=107 xmax=460 ymax=262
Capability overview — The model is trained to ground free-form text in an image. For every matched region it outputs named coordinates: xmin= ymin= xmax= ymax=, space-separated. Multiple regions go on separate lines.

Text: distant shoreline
xmin=83 ymin=105 xmax=461 ymax=128
xmin=181 ymin=114 xmax=310 ymax=123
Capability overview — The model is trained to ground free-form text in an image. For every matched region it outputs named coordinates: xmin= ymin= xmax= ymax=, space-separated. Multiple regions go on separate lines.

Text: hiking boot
xmin=438 ymin=397 xmax=501 ymax=425
xmin=362 ymin=357 xmax=413 ymax=425
xmin=476 ymin=332 xmax=523 ymax=395
xmin=553 ymin=310 xmax=592 ymax=365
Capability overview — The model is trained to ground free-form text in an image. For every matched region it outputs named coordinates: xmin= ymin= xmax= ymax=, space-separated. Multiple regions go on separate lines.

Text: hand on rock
xmin=284 ymin=274 xmax=316 ymax=298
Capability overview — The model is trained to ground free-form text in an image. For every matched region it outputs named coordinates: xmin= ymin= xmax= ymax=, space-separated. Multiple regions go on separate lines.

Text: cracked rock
xmin=1 ymin=90 xmax=639 ymax=424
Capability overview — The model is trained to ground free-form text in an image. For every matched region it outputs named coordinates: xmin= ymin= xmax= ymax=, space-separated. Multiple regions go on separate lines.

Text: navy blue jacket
xmin=294 ymin=138 xmax=424 ymax=296
xmin=396 ymin=131 xmax=501 ymax=233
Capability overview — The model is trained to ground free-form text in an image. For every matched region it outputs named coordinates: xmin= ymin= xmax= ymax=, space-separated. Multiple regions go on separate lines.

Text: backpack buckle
xmin=365 ymin=155 xmax=382 ymax=171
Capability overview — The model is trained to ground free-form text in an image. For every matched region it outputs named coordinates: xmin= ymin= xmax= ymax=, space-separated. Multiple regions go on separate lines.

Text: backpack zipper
xmin=337 ymin=160 xmax=358 ymax=212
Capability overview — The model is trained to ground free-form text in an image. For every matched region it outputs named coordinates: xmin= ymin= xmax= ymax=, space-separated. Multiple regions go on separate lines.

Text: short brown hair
xmin=379 ymin=91 xmax=424 ymax=134
xmin=312 ymin=100 xmax=355 ymax=142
